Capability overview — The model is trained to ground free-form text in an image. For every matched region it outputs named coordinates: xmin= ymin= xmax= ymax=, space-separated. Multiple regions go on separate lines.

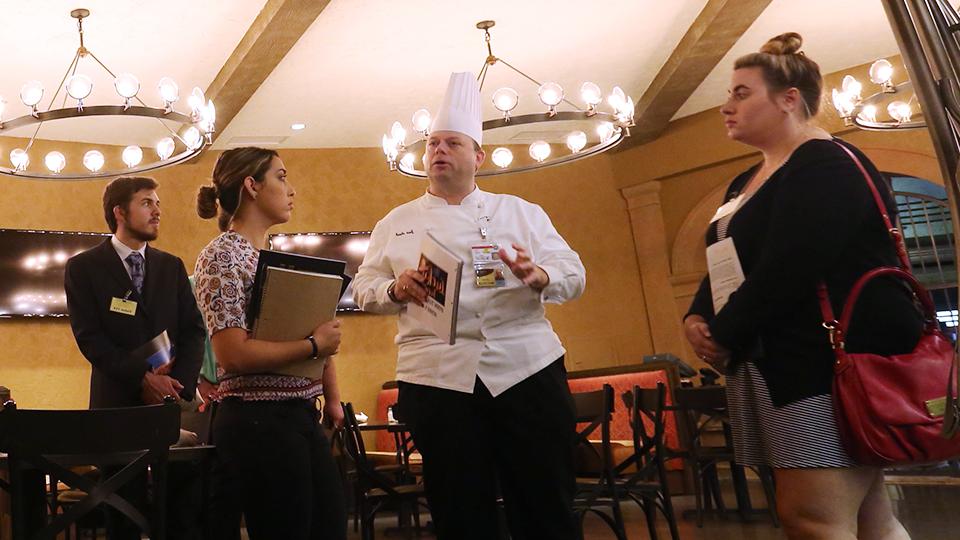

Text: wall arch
xmin=856 ymin=145 xmax=942 ymax=186
xmin=671 ymin=182 xmax=727 ymax=276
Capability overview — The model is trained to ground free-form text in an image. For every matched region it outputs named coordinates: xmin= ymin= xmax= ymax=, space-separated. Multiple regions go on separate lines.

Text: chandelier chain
xmin=77 ymin=12 xmax=87 ymax=55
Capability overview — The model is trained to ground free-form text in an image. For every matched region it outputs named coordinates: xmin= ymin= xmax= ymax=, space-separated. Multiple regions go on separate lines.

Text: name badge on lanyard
xmin=472 ymin=213 xmax=506 ymax=288
xmin=110 ymin=296 xmax=138 ymax=316
xmin=472 ymin=244 xmax=506 ymax=288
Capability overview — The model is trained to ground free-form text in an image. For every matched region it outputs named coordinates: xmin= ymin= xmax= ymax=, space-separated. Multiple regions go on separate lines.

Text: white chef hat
xmin=430 ymin=72 xmax=482 ymax=146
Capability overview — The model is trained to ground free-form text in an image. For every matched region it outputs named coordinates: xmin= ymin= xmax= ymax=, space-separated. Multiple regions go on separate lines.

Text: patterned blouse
xmin=194 ymin=231 xmax=322 ymax=401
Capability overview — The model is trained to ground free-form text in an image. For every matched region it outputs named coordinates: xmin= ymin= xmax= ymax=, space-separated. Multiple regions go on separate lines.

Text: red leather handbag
xmin=817 ymin=142 xmax=960 ymax=466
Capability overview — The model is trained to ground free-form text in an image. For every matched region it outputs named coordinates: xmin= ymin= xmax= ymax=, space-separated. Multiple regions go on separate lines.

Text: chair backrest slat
xmin=0 ymin=401 xmax=180 ymax=456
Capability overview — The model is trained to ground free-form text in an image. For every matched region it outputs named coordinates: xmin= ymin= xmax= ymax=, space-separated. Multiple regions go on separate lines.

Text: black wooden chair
xmin=572 ymin=384 xmax=627 ymax=540
xmin=0 ymin=398 xmax=180 ymax=540
xmin=618 ymin=383 xmax=680 ymax=540
xmin=673 ymin=386 xmax=779 ymax=528
xmin=340 ymin=402 xmax=427 ymax=540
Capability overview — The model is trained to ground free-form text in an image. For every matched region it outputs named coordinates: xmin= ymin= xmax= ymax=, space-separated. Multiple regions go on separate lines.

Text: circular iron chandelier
xmin=0 ymin=8 xmax=216 ymax=180
xmin=831 ymin=59 xmax=924 ymax=130
xmin=381 ymin=20 xmax=636 ymax=178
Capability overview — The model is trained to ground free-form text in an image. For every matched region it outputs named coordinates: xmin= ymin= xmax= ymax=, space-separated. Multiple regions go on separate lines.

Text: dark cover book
xmin=247 ymin=250 xmax=350 ymax=327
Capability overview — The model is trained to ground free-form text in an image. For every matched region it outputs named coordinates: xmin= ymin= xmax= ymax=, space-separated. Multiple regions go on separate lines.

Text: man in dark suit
xmin=65 ymin=176 xmax=207 ymax=539
xmin=66 ymin=176 xmax=205 ymax=408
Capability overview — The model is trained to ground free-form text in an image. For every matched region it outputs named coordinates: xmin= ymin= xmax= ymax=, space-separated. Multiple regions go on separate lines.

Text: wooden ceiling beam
xmin=613 ymin=0 xmax=772 ymax=152
xmin=205 ymin=0 xmax=331 ymax=142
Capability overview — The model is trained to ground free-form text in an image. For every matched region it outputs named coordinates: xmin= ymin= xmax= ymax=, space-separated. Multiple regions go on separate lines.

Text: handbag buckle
xmin=823 ymin=320 xmax=845 ymax=352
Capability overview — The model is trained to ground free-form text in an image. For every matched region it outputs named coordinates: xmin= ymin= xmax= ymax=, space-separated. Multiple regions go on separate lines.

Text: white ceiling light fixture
xmin=831 ymin=58 xmax=924 ymax=130
xmin=382 ymin=20 xmax=634 ymax=178
xmin=0 ymin=8 xmax=214 ymax=180
xmin=491 ymin=147 xmax=513 ymax=168
xmin=82 ymin=150 xmax=105 ymax=172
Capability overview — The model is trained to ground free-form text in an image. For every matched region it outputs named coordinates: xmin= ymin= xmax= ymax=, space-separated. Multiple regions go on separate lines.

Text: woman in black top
xmin=684 ymin=33 xmax=921 ymax=539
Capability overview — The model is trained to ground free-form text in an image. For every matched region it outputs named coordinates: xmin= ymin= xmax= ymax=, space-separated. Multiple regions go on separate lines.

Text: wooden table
xmin=357 ymin=422 xmax=418 ymax=470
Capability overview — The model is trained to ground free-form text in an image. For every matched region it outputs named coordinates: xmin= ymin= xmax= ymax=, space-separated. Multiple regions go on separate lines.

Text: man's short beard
xmin=127 ymin=224 xmax=158 ymax=242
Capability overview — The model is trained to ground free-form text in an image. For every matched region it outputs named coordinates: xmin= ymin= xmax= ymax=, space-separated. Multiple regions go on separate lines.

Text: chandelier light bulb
xmin=566 ymin=131 xmax=587 ymax=153
xmin=390 ymin=121 xmax=407 ymax=145
xmin=616 ymin=96 xmax=635 ymax=121
xmin=122 ymin=145 xmax=143 ymax=167
xmin=537 ymin=82 xmax=564 ymax=108
xmin=44 ymin=151 xmax=66 ymax=174
xmin=597 ymin=121 xmax=616 ymax=143
xmin=114 ymin=73 xmax=140 ymax=99
xmin=491 ymin=147 xmax=513 ymax=168
xmin=888 ymin=101 xmax=912 ymax=123
xmin=859 ymin=104 xmax=878 ymax=123
xmin=10 ymin=149 xmax=29 ymax=171
xmin=66 ymin=74 xmax=93 ymax=100
xmin=869 ymin=59 xmax=894 ymax=85
xmin=20 ymin=81 xmax=44 ymax=108
xmin=400 ymin=152 xmax=415 ymax=170
xmin=82 ymin=150 xmax=105 ymax=172
xmin=529 ymin=141 xmax=551 ymax=163
xmin=382 ymin=134 xmax=399 ymax=161
xmin=608 ymin=86 xmax=626 ymax=111
xmin=580 ymin=82 xmax=602 ymax=107
xmin=188 ymin=87 xmax=205 ymax=114
xmin=831 ymin=89 xmax=856 ymax=118
xmin=841 ymin=75 xmax=862 ymax=101
xmin=183 ymin=126 xmax=202 ymax=150
xmin=412 ymin=109 xmax=431 ymax=133
xmin=156 ymin=137 xmax=175 ymax=160
xmin=492 ymin=87 xmax=520 ymax=113
xmin=157 ymin=77 xmax=179 ymax=105
xmin=201 ymin=100 xmax=216 ymax=132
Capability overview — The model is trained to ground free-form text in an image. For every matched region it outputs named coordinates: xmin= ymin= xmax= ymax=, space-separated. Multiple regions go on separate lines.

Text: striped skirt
xmin=725 ymin=361 xmax=856 ymax=468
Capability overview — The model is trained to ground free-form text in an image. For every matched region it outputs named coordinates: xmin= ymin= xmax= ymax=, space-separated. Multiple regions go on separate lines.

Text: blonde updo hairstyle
xmin=197 ymin=147 xmax=279 ymax=231
xmin=734 ymin=32 xmax=822 ymax=119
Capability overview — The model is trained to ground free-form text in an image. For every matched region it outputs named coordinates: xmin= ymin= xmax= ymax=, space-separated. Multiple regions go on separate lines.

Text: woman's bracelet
xmin=306 ymin=335 xmax=319 ymax=360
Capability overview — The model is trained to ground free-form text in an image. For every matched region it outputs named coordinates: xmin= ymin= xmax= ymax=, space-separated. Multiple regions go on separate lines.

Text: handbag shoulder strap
xmin=817 ymin=140 xmax=912 ymax=346
xmin=830 ymin=141 xmax=911 ymax=269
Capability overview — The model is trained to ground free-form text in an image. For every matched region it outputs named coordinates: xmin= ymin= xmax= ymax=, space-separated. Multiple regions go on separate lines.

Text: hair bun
xmin=760 ymin=32 xmax=803 ymax=55
xmin=196 ymin=185 xmax=219 ymax=219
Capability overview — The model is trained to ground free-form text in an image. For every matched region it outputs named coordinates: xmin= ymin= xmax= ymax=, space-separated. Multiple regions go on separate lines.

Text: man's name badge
xmin=472 ymin=243 xmax=506 ymax=288
xmin=110 ymin=297 xmax=138 ymax=316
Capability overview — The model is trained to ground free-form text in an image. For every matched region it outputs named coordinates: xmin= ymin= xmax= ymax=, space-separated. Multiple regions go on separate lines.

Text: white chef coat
xmin=353 ymin=187 xmax=586 ymax=396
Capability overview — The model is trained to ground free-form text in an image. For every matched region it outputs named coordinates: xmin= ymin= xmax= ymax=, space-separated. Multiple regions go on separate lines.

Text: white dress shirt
xmin=111 ymin=235 xmax=147 ymax=282
xmin=353 ymin=188 xmax=586 ymax=396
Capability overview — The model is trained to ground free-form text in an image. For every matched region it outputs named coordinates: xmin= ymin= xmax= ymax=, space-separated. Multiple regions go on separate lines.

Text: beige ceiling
xmin=0 ymin=0 xmax=910 ymax=152
xmin=214 ymin=0 xmax=709 ymax=149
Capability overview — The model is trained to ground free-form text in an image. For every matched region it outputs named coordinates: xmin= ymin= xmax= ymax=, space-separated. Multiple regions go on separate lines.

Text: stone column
xmin=621 ymin=181 xmax=687 ymax=357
